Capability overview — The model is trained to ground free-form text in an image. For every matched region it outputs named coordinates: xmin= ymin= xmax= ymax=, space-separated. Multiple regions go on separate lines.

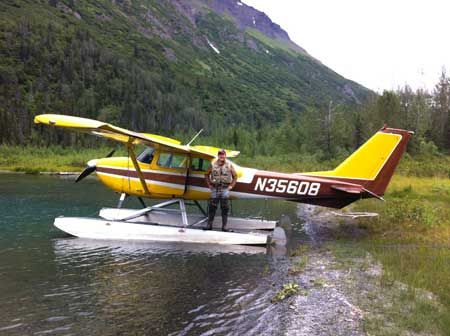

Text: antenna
xmin=186 ymin=129 xmax=203 ymax=146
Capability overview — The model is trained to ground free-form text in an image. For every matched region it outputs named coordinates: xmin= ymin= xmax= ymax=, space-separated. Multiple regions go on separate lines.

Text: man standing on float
xmin=204 ymin=149 xmax=237 ymax=231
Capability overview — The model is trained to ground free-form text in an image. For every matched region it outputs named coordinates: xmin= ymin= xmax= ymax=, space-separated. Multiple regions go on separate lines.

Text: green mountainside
xmin=0 ymin=0 xmax=371 ymax=146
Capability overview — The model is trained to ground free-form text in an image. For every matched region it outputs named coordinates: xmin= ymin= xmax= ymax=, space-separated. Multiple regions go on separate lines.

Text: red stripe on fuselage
xmin=96 ymin=166 xmax=366 ymax=207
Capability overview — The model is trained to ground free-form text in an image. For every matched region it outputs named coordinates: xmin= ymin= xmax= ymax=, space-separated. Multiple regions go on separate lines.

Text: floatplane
xmin=34 ymin=114 xmax=412 ymax=246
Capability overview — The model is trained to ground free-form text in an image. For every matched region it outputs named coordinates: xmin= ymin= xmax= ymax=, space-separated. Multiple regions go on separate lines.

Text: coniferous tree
xmin=431 ymin=69 xmax=450 ymax=148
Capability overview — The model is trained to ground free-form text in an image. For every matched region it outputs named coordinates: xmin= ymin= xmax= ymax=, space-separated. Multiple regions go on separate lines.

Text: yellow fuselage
xmin=94 ymin=152 xmax=246 ymax=200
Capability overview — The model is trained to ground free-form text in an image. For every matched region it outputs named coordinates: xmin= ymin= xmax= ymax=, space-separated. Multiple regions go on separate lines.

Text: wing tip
xmin=227 ymin=150 xmax=240 ymax=158
xmin=34 ymin=114 xmax=58 ymax=125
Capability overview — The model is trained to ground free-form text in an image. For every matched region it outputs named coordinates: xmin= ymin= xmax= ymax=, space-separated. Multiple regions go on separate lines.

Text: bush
xmin=271 ymin=283 xmax=301 ymax=303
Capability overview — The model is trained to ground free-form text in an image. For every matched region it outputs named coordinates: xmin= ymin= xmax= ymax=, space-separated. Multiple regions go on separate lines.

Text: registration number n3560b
xmin=254 ymin=177 xmax=321 ymax=196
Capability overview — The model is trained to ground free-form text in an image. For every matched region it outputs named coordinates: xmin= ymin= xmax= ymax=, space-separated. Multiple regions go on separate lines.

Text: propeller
xmin=105 ymin=149 xmax=116 ymax=158
xmin=75 ymin=149 xmax=115 ymax=183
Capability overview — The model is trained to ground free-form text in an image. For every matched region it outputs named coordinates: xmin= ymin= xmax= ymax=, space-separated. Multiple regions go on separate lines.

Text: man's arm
xmin=228 ymin=165 xmax=237 ymax=190
xmin=204 ymin=168 xmax=213 ymax=189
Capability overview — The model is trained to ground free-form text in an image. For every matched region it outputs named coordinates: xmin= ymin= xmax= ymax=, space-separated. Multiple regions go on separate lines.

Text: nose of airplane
xmin=75 ymin=160 xmax=97 ymax=183
xmin=87 ymin=159 xmax=98 ymax=168
xmin=75 ymin=149 xmax=115 ymax=183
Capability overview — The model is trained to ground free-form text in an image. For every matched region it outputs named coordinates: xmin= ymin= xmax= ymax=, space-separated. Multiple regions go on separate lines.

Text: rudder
xmin=306 ymin=126 xmax=413 ymax=197
xmin=363 ymin=127 xmax=413 ymax=196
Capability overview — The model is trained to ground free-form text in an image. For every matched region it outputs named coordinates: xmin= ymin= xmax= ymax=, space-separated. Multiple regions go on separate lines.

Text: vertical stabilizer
xmin=306 ymin=127 xmax=413 ymax=197
xmin=363 ymin=127 xmax=413 ymax=196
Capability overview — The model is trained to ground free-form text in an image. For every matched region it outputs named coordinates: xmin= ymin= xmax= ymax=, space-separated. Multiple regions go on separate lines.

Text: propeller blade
xmin=75 ymin=149 xmax=112 ymax=183
xmin=75 ymin=166 xmax=96 ymax=183
xmin=106 ymin=149 xmax=116 ymax=158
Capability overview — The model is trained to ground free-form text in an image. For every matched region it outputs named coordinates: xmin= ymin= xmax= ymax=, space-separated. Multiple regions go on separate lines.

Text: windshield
xmin=137 ymin=147 xmax=155 ymax=164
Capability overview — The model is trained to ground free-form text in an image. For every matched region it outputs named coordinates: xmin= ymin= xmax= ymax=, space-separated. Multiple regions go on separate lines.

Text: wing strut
xmin=186 ymin=129 xmax=203 ymax=146
xmin=127 ymin=140 xmax=150 ymax=195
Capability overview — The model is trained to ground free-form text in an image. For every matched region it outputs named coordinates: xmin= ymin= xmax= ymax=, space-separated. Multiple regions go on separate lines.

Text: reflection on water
xmin=48 ymin=239 xmax=273 ymax=335
xmin=0 ymin=174 xmax=301 ymax=335
xmin=55 ymin=239 xmax=270 ymax=256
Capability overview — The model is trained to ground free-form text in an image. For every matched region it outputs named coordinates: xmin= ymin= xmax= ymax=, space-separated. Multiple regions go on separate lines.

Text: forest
xmin=0 ymin=0 xmax=449 ymax=165
xmin=1 ymin=17 xmax=449 ymax=161
xmin=1 ymin=0 xmax=370 ymax=153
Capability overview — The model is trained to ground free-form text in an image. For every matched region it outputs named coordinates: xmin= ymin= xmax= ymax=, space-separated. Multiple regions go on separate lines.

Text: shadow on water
xmin=0 ymin=174 xmax=305 ymax=335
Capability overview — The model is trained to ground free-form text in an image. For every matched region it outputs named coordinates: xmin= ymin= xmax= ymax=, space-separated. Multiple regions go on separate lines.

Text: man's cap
xmin=218 ymin=149 xmax=226 ymax=155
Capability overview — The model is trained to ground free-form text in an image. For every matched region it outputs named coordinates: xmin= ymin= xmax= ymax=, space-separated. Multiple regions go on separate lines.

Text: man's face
xmin=218 ymin=153 xmax=226 ymax=163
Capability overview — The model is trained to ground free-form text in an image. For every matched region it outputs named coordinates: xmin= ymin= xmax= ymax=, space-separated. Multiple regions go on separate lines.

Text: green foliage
xmin=383 ymin=199 xmax=438 ymax=229
xmin=396 ymin=153 xmax=450 ymax=177
xmin=290 ymin=244 xmax=310 ymax=257
xmin=271 ymin=282 xmax=301 ymax=303
xmin=0 ymin=0 xmax=369 ymax=149
xmin=246 ymin=28 xmax=299 ymax=55
xmin=0 ymin=144 xmax=126 ymax=172
xmin=311 ymin=278 xmax=326 ymax=287
xmin=367 ymin=245 xmax=450 ymax=335
xmin=353 ymin=174 xmax=450 ymax=244
xmin=330 ymin=242 xmax=450 ymax=336
xmin=288 ymin=256 xmax=309 ymax=275
xmin=1 ymin=1 xmax=449 ymax=159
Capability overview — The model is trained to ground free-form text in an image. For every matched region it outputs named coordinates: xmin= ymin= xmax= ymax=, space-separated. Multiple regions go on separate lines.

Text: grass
xmin=338 ymin=173 xmax=450 ymax=335
xmin=353 ymin=175 xmax=450 ymax=245
xmin=236 ymin=152 xmax=340 ymax=173
xmin=0 ymin=145 xmax=127 ymax=173
xmin=239 ymin=152 xmax=450 ymax=177
xmin=271 ymin=282 xmax=302 ymax=303
xmin=330 ymin=243 xmax=449 ymax=336
xmin=0 ymin=145 xmax=334 ymax=173
xmin=289 ymin=244 xmax=310 ymax=257
xmin=246 ymin=28 xmax=302 ymax=56
xmin=288 ymin=256 xmax=309 ymax=275
xmin=366 ymin=243 xmax=450 ymax=318
xmin=1 ymin=144 xmax=448 ymax=178
xmin=311 ymin=278 xmax=326 ymax=287
xmin=396 ymin=153 xmax=450 ymax=178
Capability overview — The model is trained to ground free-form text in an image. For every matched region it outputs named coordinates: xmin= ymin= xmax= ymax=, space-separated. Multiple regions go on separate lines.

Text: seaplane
xmin=34 ymin=114 xmax=412 ymax=246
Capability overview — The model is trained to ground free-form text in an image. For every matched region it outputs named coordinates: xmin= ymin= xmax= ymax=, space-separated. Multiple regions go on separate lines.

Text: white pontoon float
xmin=54 ymin=197 xmax=286 ymax=246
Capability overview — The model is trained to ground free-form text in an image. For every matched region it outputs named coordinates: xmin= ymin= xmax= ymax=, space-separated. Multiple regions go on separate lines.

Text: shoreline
xmin=275 ymin=204 xmax=447 ymax=335
xmin=0 ymin=169 xmax=81 ymax=175
xmin=1 ymin=145 xmax=449 ymax=178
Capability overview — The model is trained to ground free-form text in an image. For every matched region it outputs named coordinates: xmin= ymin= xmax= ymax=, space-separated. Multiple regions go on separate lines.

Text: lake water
xmin=0 ymin=174 xmax=304 ymax=335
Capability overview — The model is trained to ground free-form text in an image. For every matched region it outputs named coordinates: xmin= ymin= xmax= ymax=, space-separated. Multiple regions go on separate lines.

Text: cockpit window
xmin=137 ymin=147 xmax=155 ymax=164
xmin=157 ymin=152 xmax=188 ymax=169
xmin=190 ymin=157 xmax=211 ymax=172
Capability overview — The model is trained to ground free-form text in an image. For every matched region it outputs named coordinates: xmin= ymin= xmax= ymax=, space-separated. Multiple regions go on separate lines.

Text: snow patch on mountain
xmin=206 ymin=38 xmax=220 ymax=54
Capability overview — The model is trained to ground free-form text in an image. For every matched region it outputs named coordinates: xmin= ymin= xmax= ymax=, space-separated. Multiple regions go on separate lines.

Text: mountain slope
xmin=0 ymin=0 xmax=371 ymax=145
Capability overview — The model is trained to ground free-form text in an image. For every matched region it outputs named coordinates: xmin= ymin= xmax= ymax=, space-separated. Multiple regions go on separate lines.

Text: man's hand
xmin=229 ymin=165 xmax=237 ymax=191
xmin=204 ymin=168 xmax=212 ymax=190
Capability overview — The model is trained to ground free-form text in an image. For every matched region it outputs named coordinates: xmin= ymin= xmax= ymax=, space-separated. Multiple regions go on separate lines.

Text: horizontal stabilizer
xmin=331 ymin=184 xmax=385 ymax=201
xmin=331 ymin=185 xmax=364 ymax=194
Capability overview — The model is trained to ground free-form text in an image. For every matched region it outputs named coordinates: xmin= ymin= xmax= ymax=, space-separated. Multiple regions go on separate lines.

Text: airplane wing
xmin=189 ymin=145 xmax=240 ymax=158
xmin=34 ymin=114 xmax=239 ymax=158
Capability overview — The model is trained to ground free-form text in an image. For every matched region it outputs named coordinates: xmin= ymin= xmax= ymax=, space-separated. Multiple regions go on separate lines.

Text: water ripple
xmin=0 ymin=175 xmax=298 ymax=335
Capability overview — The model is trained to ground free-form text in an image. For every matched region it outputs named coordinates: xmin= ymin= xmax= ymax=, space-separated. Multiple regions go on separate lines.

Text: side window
xmin=171 ymin=154 xmax=188 ymax=168
xmin=157 ymin=153 xmax=171 ymax=167
xmin=190 ymin=157 xmax=211 ymax=172
xmin=157 ymin=153 xmax=188 ymax=169
xmin=137 ymin=147 xmax=154 ymax=164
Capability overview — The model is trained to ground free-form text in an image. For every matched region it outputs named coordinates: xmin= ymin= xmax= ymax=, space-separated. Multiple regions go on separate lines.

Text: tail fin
xmin=308 ymin=127 xmax=413 ymax=197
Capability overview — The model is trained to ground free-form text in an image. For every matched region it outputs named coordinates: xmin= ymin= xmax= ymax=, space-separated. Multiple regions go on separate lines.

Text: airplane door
xmin=154 ymin=152 xmax=188 ymax=197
